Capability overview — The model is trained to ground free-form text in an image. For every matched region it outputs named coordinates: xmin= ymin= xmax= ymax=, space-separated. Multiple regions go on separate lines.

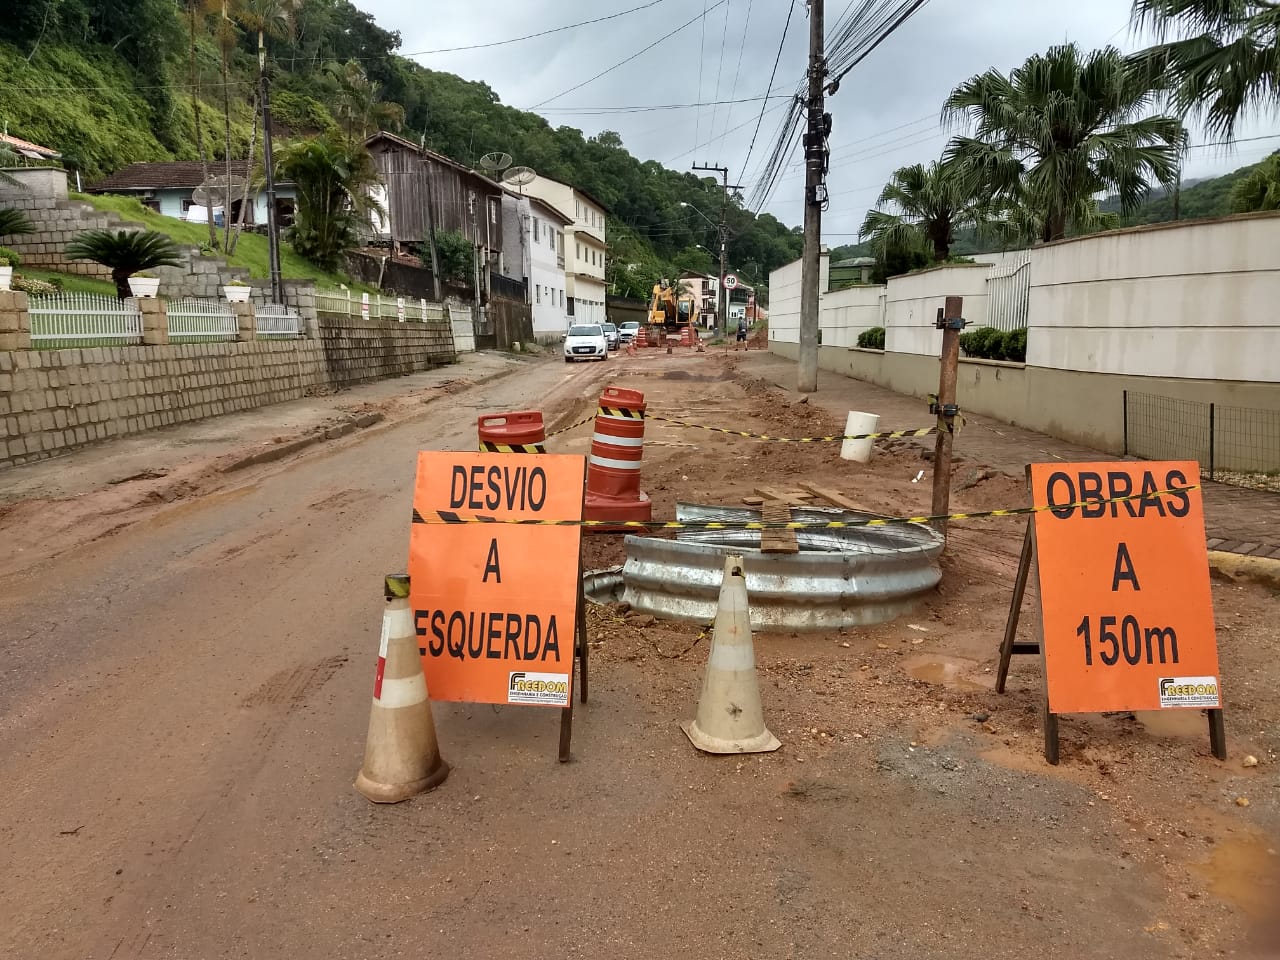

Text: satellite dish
xmin=479 ymin=152 xmax=513 ymax=174
xmin=192 ymin=185 xmax=224 ymax=206
xmin=193 ymin=174 xmax=249 ymax=208
xmin=503 ymin=165 xmax=537 ymax=193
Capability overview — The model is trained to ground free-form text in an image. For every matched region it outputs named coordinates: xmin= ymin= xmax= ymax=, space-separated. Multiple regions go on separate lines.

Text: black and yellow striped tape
xmin=545 ymin=415 xmax=596 ymax=439
xmin=479 ymin=441 xmax=547 ymax=454
xmin=411 ymin=487 xmax=1200 ymax=531
xmin=645 ymin=413 xmax=940 ymax=443
xmin=597 ymin=405 xmax=644 ymax=420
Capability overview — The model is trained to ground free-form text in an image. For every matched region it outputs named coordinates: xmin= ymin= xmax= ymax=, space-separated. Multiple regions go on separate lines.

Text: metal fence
xmin=983 ymin=251 xmax=1032 ymax=332
xmin=167 ymin=297 xmax=237 ymax=342
xmin=28 ymin=292 xmax=143 ymax=348
xmin=255 ymin=303 xmax=302 ymax=337
xmin=1124 ymin=391 xmax=1280 ymax=491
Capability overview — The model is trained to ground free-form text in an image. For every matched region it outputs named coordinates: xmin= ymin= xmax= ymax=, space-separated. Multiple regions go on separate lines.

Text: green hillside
xmin=0 ymin=0 xmax=801 ymax=300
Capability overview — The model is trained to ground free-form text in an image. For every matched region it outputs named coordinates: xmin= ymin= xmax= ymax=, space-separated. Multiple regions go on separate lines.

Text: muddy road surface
xmin=0 ymin=350 xmax=1276 ymax=960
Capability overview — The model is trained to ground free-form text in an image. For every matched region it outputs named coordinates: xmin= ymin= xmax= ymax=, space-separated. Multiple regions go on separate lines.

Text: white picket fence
xmin=316 ymin=289 xmax=446 ymax=324
xmin=984 ymin=251 xmax=1032 ymax=332
xmin=28 ymin=292 xmax=143 ymax=346
xmin=167 ymin=297 xmax=237 ymax=341
xmin=255 ymin=302 xmax=302 ymax=337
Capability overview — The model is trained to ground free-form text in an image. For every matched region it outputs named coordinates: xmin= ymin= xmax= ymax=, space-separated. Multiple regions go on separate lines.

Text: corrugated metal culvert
xmin=584 ymin=504 xmax=944 ymax=632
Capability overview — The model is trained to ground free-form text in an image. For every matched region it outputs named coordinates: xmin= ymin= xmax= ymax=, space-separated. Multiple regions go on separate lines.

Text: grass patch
xmin=17 ymin=268 xmax=118 ymax=297
xmin=71 ymin=193 xmax=359 ymax=288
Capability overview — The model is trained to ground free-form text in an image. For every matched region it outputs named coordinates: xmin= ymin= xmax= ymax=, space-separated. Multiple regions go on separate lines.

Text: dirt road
xmin=1 ymin=350 xmax=1276 ymax=960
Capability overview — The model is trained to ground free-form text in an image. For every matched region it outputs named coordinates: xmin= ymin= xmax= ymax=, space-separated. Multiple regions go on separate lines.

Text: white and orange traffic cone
xmin=354 ymin=574 xmax=449 ymax=802
xmin=681 ymin=555 xmax=782 ymax=754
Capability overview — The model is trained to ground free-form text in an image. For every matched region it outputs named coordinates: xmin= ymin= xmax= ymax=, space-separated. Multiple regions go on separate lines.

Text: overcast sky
xmin=364 ymin=0 xmax=1278 ymax=243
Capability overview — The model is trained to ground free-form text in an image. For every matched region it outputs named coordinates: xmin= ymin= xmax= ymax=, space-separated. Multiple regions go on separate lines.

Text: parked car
xmin=601 ymin=322 xmax=620 ymax=350
xmin=618 ymin=321 xmax=641 ymax=344
xmin=564 ymin=323 xmax=609 ymax=362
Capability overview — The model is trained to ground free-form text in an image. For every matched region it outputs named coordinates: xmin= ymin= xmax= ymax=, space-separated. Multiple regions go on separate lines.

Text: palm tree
xmin=1130 ymin=1 xmax=1280 ymax=140
xmin=0 ymin=209 xmax=35 ymax=240
xmin=65 ymin=230 xmax=184 ymax=299
xmin=859 ymin=160 xmax=990 ymax=262
xmin=943 ymin=43 xmax=1186 ymax=242
xmin=185 ymin=0 xmax=220 ymax=249
xmin=275 ymin=131 xmax=383 ymax=272
xmin=324 ymin=61 xmax=406 ymax=142
xmin=1231 ymin=152 xmax=1280 ymax=212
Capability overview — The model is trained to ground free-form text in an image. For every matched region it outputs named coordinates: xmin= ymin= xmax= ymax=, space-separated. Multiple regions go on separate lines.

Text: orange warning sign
xmin=408 ymin=451 xmax=586 ymax=707
xmin=1030 ymin=461 xmax=1221 ymax=715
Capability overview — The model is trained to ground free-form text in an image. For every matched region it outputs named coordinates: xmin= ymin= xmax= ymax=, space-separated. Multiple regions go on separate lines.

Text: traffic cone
xmin=681 ymin=556 xmax=782 ymax=754
xmin=354 ymin=574 xmax=449 ymax=802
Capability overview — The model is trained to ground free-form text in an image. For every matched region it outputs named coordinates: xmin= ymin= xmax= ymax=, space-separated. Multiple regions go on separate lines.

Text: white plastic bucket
xmin=840 ymin=411 xmax=879 ymax=463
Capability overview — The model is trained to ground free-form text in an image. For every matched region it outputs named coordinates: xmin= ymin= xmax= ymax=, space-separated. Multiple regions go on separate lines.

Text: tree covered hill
xmin=0 ymin=0 xmax=801 ymax=298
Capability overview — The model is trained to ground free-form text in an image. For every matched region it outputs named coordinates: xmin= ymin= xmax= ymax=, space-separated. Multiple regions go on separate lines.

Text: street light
xmin=680 ymin=202 xmax=727 ymax=334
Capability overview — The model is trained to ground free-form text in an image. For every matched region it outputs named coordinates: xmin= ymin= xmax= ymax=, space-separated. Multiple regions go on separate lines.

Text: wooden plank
xmin=755 ymin=486 xmax=813 ymax=505
xmin=741 ymin=496 xmax=765 ymax=507
xmin=760 ymin=501 xmax=799 ymax=554
xmin=798 ymin=482 xmax=863 ymax=512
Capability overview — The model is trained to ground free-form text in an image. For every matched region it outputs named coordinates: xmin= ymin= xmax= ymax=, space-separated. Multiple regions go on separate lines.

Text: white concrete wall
xmin=1028 ymin=214 xmax=1280 ymax=382
xmin=821 ymin=284 xmax=885 ymax=347
xmin=768 ymin=258 xmax=803 ymax=344
xmin=883 ymin=264 xmax=990 ymax=356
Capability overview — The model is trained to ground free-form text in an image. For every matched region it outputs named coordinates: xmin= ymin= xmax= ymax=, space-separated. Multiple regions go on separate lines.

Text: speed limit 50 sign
xmin=1000 ymin=460 xmax=1225 ymax=762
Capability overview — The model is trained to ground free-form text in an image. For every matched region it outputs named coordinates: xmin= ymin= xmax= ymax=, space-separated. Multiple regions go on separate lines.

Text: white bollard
xmin=840 ymin=411 xmax=880 ymax=463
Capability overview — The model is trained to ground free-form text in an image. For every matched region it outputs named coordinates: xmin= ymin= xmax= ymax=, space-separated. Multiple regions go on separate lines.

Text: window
xmin=560 ymin=290 xmax=564 ymax=307
xmin=549 ymin=228 xmax=554 ymax=250
xmin=576 ymin=243 xmax=581 ymax=260
xmin=536 ymin=284 xmax=541 ymax=304
xmin=533 ymin=219 xmax=540 ymax=242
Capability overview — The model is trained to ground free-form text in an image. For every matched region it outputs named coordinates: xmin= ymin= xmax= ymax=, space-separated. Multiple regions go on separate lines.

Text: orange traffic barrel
xmin=478 ymin=411 xmax=546 ymax=453
xmin=584 ymin=387 xmax=652 ymax=527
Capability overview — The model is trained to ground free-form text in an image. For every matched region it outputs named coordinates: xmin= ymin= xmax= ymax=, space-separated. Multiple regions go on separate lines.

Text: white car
xmin=618 ymin=321 xmax=641 ymax=344
xmin=564 ymin=323 xmax=609 ymax=362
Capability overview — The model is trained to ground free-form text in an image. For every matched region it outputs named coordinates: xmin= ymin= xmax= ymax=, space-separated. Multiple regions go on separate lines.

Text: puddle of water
xmin=903 ymin=655 xmax=989 ymax=691
xmin=1135 ymin=709 xmax=1205 ymax=739
xmin=1194 ymin=837 xmax=1280 ymax=919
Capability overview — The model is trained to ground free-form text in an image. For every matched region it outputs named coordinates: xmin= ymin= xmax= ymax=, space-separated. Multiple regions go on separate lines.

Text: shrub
xmin=11 ymin=275 xmax=58 ymax=295
xmin=857 ymin=326 xmax=886 ymax=350
xmin=959 ymin=325 xmax=998 ymax=357
xmin=0 ymin=246 xmax=20 ymax=268
xmin=1001 ymin=327 xmax=1028 ymax=363
xmin=0 ymin=208 xmax=35 ymax=240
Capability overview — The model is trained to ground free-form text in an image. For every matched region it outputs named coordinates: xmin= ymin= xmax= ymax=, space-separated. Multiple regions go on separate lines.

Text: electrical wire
xmin=740 ymin=0 xmax=799 ymax=179
xmin=530 ymin=0 xmax=727 ymax=109
xmin=713 ymin=0 xmax=755 ymax=155
xmin=537 ymin=94 xmax=781 ymax=115
xmin=707 ymin=0 xmax=733 ymax=151
xmin=695 ymin=0 xmax=711 ymax=149
xmin=825 ymin=0 xmax=934 ymax=91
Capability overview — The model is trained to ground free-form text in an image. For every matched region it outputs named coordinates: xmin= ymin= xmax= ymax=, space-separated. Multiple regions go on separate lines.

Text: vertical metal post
xmin=1209 ymin=402 xmax=1216 ymax=480
xmin=931 ymin=296 xmax=964 ymax=539
xmin=469 ymin=192 xmax=482 ymax=331
xmin=1122 ymin=389 xmax=1129 ymax=457
xmin=798 ymin=0 xmax=826 ymax=394
xmin=420 ymin=152 xmax=443 ymax=302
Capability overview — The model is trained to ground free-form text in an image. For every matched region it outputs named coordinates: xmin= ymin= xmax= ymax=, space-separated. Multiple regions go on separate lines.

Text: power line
xmin=538 ymin=94 xmax=782 ymax=115
xmin=399 ymin=1 xmax=674 ymax=58
xmin=826 ymin=0 xmax=933 ymax=91
xmin=666 ymin=96 xmax=792 ymax=164
xmin=707 ymin=0 xmax=734 ymax=151
xmin=531 ymin=1 xmax=727 ymax=109
xmin=715 ymin=0 xmax=755 ymax=154
xmin=741 ymin=0 xmax=799 ymax=178
xmin=695 ymin=0 xmax=710 ymax=148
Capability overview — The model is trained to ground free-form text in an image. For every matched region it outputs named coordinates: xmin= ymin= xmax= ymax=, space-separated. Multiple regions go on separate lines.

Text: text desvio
xmin=449 ymin=464 xmax=547 ymax=513
xmin=1043 ymin=467 xmax=1192 ymax=520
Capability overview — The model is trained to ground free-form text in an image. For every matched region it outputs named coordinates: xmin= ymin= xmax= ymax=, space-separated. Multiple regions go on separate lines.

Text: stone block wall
xmin=0 ymin=291 xmax=460 ymax=469
xmin=318 ymin=315 xmax=457 ymax=390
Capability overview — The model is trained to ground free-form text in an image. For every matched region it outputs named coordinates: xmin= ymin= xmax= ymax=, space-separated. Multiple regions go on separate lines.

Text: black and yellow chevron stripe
xmin=479 ymin=441 xmax=547 ymax=454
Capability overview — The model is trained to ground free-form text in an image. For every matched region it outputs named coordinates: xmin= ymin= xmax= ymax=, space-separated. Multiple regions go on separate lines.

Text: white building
xmin=500 ymin=192 xmax=571 ymax=343
xmin=521 ymin=175 xmax=608 ymax=327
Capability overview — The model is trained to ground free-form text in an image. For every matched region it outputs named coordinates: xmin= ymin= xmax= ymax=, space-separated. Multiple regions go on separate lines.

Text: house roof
xmin=1 ymin=133 xmax=60 ymax=160
xmin=528 ymin=173 xmax=610 ymax=217
xmin=507 ymin=191 xmax=572 ymax=226
xmin=87 ymin=160 xmax=254 ymax=192
xmin=364 ymin=131 xmax=504 ymax=191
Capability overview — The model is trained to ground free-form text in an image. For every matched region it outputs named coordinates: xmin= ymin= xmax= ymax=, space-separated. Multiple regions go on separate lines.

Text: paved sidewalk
xmin=738 ymin=352 xmax=1280 ymax=557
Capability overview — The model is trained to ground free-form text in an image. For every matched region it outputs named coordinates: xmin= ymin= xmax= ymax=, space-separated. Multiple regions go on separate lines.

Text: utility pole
xmin=798 ymin=0 xmax=829 ymax=393
xmin=693 ymin=163 xmax=743 ymax=337
xmin=260 ymin=60 xmax=283 ymax=304
xmin=419 ymin=137 xmax=443 ymax=302
xmin=468 ymin=191 xmax=482 ymax=331
xmin=930 ymin=296 xmax=966 ymax=543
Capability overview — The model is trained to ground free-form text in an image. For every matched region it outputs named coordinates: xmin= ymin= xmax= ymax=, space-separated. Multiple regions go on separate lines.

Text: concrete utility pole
xmin=798 ymin=0 xmax=829 ymax=393
xmin=692 ymin=163 xmax=743 ymax=337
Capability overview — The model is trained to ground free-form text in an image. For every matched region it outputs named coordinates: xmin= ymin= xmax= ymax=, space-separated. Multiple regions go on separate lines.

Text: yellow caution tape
xmin=479 ymin=441 xmax=547 ymax=454
xmin=545 ymin=415 xmax=596 ymax=439
xmin=411 ymin=487 xmax=1199 ymax=530
xmin=544 ymin=408 xmax=938 ymax=443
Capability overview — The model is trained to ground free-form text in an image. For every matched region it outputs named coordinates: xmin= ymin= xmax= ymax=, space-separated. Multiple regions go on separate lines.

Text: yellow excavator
xmin=647 ymin=279 xmax=699 ymax=336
